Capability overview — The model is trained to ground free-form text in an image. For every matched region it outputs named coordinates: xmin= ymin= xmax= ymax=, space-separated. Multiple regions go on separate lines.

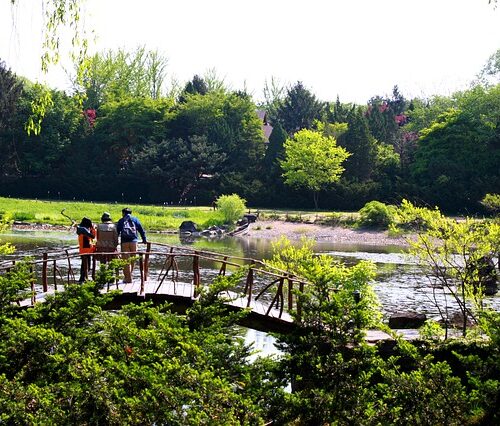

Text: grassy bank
xmin=0 ymin=197 xmax=224 ymax=231
xmin=0 ymin=197 xmax=361 ymax=231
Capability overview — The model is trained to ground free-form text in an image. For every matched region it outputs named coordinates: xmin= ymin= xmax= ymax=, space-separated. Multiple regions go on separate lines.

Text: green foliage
xmin=131 ymin=135 xmax=226 ymax=199
xmin=411 ymin=86 xmax=500 ymax=211
xmin=0 ymin=61 xmax=23 ymax=132
xmin=1 ymin=235 xmax=500 ymax=423
xmin=402 ymin=201 xmax=500 ymax=335
xmin=77 ymin=47 xmax=169 ymax=108
xmin=0 ymin=261 xmax=32 ymax=317
xmin=0 ymin=263 xmax=268 ymax=424
xmin=0 ymin=213 xmax=15 ymax=255
xmin=267 ymin=237 xmax=381 ymax=330
xmin=275 ymin=81 xmax=324 ymax=135
xmin=391 ymin=199 xmax=442 ymax=232
xmin=265 ymin=238 xmax=382 ymax=424
xmin=358 ymin=200 xmax=396 ymax=228
xmin=337 ymin=107 xmax=378 ymax=181
xmin=372 ymin=356 xmax=472 ymax=425
xmin=264 ymin=121 xmax=287 ymax=169
xmin=419 ymin=319 xmax=445 ymax=342
xmin=481 ymin=193 xmax=500 ymax=215
xmin=216 ymin=194 xmax=246 ymax=224
xmin=281 ymin=128 xmax=350 ymax=208
xmin=0 ymin=197 xmax=223 ymax=231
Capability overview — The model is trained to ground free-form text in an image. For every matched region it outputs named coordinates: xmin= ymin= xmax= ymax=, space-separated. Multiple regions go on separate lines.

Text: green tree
xmin=0 ymin=81 xmax=83 ymax=179
xmin=337 ymin=107 xmax=377 ymax=181
xmin=90 ymin=97 xmax=171 ymax=173
xmin=411 ymin=87 xmax=500 ymax=211
xmin=167 ymin=91 xmax=265 ymax=197
xmin=396 ymin=201 xmax=500 ymax=336
xmin=75 ymin=47 xmax=169 ymax=109
xmin=280 ymin=129 xmax=350 ymax=209
xmin=275 ymin=81 xmax=324 ymax=135
xmin=178 ymin=74 xmax=208 ymax=103
xmin=131 ymin=135 xmax=227 ymax=200
xmin=264 ymin=121 xmax=287 ymax=170
xmin=0 ymin=60 xmax=23 ymax=131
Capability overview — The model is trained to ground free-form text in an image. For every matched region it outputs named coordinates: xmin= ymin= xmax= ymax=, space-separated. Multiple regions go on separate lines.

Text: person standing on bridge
xmin=76 ymin=217 xmax=96 ymax=283
xmin=116 ymin=207 xmax=147 ymax=283
xmin=95 ymin=212 xmax=118 ymax=264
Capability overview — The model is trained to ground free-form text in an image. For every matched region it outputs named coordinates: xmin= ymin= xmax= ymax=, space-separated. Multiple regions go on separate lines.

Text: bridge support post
xmin=246 ymin=268 xmax=254 ymax=307
xmin=144 ymin=242 xmax=151 ymax=281
xmin=139 ymin=254 xmax=145 ymax=295
xmin=296 ymin=281 xmax=305 ymax=322
xmin=287 ymin=277 xmax=293 ymax=311
xmin=42 ymin=253 xmax=48 ymax=292
xmin=193 ymin=252 xmax=200 ymax=297
xmin=53 ymin=259 xmax=57 ymax=290
xmin=30 ymin=265 xmax=36 ymax=305
xmin=91 ymin=255 xmax=96 ymax=281
xmin=65 ymin=249 xmax=73 ymax=284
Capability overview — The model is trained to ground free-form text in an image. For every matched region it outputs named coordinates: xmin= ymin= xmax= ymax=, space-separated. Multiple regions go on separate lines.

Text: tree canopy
xmin=280 ymin=129 xmax=350 ymax=209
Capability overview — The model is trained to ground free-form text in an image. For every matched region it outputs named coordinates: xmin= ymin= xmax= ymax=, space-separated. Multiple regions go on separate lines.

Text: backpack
xmin=121 ymin=216 xmax=137 ymax=240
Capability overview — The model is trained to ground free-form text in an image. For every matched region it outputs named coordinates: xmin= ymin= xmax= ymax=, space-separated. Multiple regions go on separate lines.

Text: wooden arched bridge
xmin=0 ymin=242 xmax=308 ymax=333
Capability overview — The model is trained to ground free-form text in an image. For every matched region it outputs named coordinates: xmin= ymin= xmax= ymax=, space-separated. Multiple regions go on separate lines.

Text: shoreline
xmin=11 ymin=220 xmax=412 ymax=247
xmin=243 ymin=220 xmax=411 ymax=247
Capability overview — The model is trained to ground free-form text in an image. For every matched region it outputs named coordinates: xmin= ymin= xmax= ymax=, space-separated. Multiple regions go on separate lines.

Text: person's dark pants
xmin=79 ymin=255 xmax=91 ymax=283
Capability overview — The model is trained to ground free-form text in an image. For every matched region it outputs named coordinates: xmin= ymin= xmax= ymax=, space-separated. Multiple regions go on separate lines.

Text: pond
xmin=2 ymin=229 xmax=499 ymax=321
xmin=1 ymin=229 xmax=499 ymax=358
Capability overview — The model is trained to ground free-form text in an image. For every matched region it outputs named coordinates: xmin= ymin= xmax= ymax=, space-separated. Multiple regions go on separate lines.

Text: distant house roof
xmin=256 ymin=109 xmax=273 ymax=143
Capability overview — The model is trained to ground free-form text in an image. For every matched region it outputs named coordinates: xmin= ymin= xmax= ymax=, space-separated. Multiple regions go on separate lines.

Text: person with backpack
xmin=116 ymin=207 xmax=147 ymax=283
xmin=76 ymin=217 xmax=96 ymax=283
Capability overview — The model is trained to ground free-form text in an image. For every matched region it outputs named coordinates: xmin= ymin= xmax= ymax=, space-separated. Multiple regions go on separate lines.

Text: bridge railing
xmin=0 ymin=242 xmax=307 ymax=320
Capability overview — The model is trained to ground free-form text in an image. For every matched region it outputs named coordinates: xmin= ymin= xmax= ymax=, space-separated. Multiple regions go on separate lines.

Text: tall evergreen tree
xmin=275 ymin=81 xmax=324 ymax=135
xmin=0 ymin=61 xmax=23 ymax=131
xmin=178 ymin=75 xmax=209 ymax=103
xmin=337 ymin=108 xmax=377 ymax=181
xmin=264 ymin=122 xmax=287 ymax=170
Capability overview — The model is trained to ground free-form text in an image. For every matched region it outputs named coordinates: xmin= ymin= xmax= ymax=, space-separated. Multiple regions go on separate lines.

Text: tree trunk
xmin=313 ymin=191 xmax=319 ymax=210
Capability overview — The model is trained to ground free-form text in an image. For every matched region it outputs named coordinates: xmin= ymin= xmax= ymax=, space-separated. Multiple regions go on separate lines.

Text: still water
xmin=3 ymin=229 xmax=500 ymax=319
xmin=2 ymin=229 xmax=499 ymax=357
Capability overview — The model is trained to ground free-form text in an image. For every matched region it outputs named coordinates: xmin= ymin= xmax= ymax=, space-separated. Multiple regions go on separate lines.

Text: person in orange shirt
xmin=76 ymin=217 xmax=96 ymax=283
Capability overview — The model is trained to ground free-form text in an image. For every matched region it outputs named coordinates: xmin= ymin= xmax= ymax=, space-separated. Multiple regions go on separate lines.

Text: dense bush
xmin=1 ymin=237 xmax=500 ymax=423
xmin=216 ymin=194 xmax=246 ymax=225
xmin=391 ymin=199 xmax=443 ymax=232
xmin=481 ymin=193 xmax=500 ymax=215
xmin=358 ymin=200 xmax=395 ymax=228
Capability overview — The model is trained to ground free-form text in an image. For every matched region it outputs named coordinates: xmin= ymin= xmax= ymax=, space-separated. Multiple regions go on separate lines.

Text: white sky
xmin=1 ymin=0 xmax=499 ymax=104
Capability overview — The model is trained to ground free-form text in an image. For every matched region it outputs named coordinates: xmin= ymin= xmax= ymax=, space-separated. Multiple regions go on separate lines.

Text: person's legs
xmin=79 ymin=255 xmax=91 ymax=283
xmin=121 ymin=241 xmax=137 ymax=283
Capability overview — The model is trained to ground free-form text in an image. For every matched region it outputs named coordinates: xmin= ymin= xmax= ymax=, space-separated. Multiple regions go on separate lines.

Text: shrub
xmin=393 ymin=199 xmax=442 ymax=231
xmin=358 ymin=201 xmax=395 ymax=228
xmin=215 ymin=194 xmax=246 ymax=225
xmin=12 ymin=212 xmax=36 ymax=222
xmin=481 ymin=193 xmax=500 ymax=215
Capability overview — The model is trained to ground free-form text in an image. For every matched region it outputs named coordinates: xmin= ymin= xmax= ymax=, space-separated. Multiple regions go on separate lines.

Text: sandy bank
xmin=243 ymin=220 xmax=411 ymax=247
